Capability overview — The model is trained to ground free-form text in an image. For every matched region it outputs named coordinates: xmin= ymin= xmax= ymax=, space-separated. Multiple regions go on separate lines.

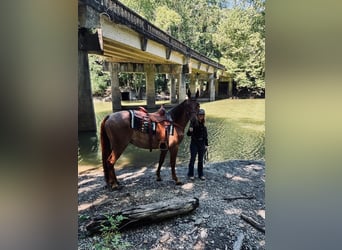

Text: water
xmin=78 ymin=99 xmax=265 ymax=169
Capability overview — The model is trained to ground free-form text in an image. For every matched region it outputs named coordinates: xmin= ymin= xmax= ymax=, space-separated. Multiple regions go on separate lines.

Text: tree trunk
xmin=86 ymin=197 xmax=199 ymax=235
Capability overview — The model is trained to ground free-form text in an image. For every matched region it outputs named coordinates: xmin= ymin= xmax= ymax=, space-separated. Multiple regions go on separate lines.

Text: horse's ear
xmin=195 ymin=89 xmax=199 ymax=99
xmin=187 ymin=89 xmax=191 ymax=99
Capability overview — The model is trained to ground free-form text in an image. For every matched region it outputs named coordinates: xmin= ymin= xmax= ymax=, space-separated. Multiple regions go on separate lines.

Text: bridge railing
xmin=80 ymin=0 xmax=225 ymax=70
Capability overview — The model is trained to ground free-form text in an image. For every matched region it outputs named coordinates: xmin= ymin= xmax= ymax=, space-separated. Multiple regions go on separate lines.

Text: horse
xmin=100 ymin=90 xmax=200 ymax=190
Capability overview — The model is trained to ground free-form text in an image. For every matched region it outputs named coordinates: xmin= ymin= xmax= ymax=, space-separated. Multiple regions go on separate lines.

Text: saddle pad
xmin=129 ymin=110 xmax=156 ymax=134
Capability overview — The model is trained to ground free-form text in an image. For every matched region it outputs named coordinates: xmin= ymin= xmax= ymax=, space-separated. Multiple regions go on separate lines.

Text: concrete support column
xmin=189 ymin=73 xmax=196 ymax=95
xmin=228 ymin=78 xmax=233 ymax=98
xmin=145 ymin=64 xmax=156 ymax=108
xmin=78 ymin=50 xmax=96 ymax=132
xmin=209 ymin=74 xmax=216 ymax=101
xmin=178 ymin=71 xmax=187 ymax=102
xmin=199 ymin=78 xmax=204 ymax=97
xmin=215 ymin=78 xmax=219 ymax=99
xmin=170 ymin=74 xmax=177 ymax=104
xmin=110 ymin=63 xmax=122 ymax=111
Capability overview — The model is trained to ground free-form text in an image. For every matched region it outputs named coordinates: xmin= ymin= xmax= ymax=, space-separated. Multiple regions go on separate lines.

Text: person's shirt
xmin=187 ymin=121 xmax=208 ymax=146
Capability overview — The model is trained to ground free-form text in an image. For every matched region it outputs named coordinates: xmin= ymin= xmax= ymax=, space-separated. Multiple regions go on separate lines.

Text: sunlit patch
xmin=257 ymin=209 xmax=265 ymax=219
xmin=199 ymin=228 xmax=208 ymax=239
xmin=181 ymin=182 xmax=194 ymax=190
xmin=193 ymin=240 xmax=205 ymax=249
xmin=225 ymin=173 xmax=234 ymax=179
xmin=118 ymin=167 xmax=147 ymax=180
xmin=78 ymin=195 xmax=108 ymax=212
xmin=244 ymin=164 xmax=263 ymax=172
xmin=78 ymin=176 xmax=98 ymax=186
xmin=78 ymin=183 xmax=101 ymax=194
xmin=199 ymin=191 xmax=209 ymax=199
xmin=232 ymin=176 xmax=250 ymax=182
xmin=224 ymin=208 xmax=242 ymax=215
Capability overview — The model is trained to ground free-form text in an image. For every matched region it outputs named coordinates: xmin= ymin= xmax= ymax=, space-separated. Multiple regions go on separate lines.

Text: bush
xmin=93 ymin=214 xmax=130 ymax=250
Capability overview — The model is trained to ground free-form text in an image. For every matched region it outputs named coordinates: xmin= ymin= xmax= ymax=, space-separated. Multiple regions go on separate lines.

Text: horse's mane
xmin=167 ymin=100 xmax=187 ymax=121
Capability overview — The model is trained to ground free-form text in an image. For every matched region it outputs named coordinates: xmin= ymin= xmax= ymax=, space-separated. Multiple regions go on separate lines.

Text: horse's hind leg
xmin=105 ymin=151 xmax=121 ymax=190
xmin=156 ymin=150 xmax=168 ymax=181
xmin=105 ymin=146 xmax=128 ymax=190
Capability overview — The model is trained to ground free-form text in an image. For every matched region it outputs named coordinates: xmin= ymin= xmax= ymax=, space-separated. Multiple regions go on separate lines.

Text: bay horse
xmin=100 ymin=90 xmax=200 ymax=190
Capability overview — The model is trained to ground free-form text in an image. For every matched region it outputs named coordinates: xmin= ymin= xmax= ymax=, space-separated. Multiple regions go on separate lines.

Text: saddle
xmin=129 ymin=105 xmax=173 ymax=151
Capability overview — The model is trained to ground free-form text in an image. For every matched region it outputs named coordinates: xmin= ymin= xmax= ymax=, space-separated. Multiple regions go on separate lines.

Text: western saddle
xmin=131 ymin=105 xmax=173 ymax=151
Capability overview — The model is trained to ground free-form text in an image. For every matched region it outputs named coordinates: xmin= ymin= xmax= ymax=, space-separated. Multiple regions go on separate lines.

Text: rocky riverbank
xmin=78 ymin=160 xmax=265 ymax=249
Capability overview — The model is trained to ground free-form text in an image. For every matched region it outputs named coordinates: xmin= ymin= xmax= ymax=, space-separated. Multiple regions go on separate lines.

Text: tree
xmin=214 ymin=2 xmax=265 ymax=97
xmin=154 ymin=6 xmax=181 ymax=36
xmin=88 ymin=55 xmax=110 ymax=96
xmin=118 ymin=0 xmax=265 ymax=97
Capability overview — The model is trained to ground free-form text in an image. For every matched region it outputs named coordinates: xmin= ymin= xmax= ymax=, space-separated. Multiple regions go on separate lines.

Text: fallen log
xmin=240 ymin=213 xmax=265 ymax=233
xmin=86 ymin=197 xmax=199 ymax=235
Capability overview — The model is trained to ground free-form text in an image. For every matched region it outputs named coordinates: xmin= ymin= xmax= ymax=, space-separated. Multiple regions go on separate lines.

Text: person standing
xmin=187 ymin=108 xmax=208 ymax=180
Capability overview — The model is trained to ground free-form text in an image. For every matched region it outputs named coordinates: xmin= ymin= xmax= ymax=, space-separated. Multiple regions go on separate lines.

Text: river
xmin=78 ymin=99 xmax=265 ymax=170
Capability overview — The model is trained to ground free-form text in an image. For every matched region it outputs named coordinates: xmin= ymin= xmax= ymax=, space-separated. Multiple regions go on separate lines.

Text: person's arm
xmin=187 ymin=125 xmax=193 ymax=136
xmin=204 ymin=127 xmax=209 ymax=146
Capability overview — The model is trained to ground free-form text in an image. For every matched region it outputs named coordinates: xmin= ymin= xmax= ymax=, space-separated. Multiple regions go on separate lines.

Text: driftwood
xmin=86 ymin=197 xmax=199 ymax=235
xmin=240 ymin=213 xmax=265 ymax=233
xmin=233 ymin=232 xmax=245 ymax=250
xmin=223 ymin=195 xmax=255 ymax=202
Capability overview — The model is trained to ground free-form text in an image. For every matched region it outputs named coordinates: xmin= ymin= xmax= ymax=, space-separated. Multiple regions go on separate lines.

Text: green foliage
xmin=154 ymin=6 xmax=181 ymax=35
xmin=116 ymin=0 xmax=265 ymax=97
xmin=93 ymin=214 xmax=130 ymax=250
xmin=214 ymin=2 xmax=265 ymax=96
xmin=88 ymin=55 xmax=110 ymax=96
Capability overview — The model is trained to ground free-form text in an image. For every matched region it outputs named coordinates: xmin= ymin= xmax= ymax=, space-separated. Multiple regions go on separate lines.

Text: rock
xmin=160 ymin=232 xmax=170 ymax=243
xmin=194 ymin=218 xmax=203 ymax=226
xmin=200 ymin=228 xmax=208 ymax=239
xmin=203 ymin=213 xmax=210 ymax=219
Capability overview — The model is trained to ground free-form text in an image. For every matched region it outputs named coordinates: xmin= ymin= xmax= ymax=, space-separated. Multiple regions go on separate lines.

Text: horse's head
xmin=186 ymin=89 xmax=200 ymax=123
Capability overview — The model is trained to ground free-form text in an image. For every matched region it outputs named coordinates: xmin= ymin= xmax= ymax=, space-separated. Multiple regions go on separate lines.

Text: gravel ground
xmin=78 ymin=160 xmax=265 ymax=250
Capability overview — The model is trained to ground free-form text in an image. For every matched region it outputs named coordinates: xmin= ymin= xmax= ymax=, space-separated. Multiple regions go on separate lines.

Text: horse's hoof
xmin=112 ymin=185 xmax=123 ymax=191
xmin=175 ymin=181 xmax=183 ymax=185
xmin=156 ymin=177 xmax=162 ymax=181
xmin=106 ymin=183 xmax=123 ymax=191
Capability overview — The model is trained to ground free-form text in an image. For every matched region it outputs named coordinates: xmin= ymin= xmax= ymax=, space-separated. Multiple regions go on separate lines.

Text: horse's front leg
xmin=156 ymin=150 xmax=168 ymax=181
xmin=169 ymin=146 xmax=182 ymax=185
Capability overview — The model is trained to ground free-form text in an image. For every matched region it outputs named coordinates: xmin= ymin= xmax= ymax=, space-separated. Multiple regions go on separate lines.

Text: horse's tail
xmin=100 ymin=115 xmax=111 ymax=183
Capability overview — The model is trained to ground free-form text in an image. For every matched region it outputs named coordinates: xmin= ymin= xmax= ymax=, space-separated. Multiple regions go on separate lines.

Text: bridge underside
xmin=78 ymin=0 xmax=231 ymax=132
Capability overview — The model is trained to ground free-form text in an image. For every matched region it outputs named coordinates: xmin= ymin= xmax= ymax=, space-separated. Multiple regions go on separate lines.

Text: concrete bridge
xmin=79 ymin=0 xmax=232 ymax=131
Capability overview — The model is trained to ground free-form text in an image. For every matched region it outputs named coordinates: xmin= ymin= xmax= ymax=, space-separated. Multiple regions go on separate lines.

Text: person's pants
xmin=188 ymin=141 xmax=206 ymax=177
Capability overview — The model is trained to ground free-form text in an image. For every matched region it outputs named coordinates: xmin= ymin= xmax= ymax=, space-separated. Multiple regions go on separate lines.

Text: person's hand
xmin=189 ymin=127 xmax=193 ymax=132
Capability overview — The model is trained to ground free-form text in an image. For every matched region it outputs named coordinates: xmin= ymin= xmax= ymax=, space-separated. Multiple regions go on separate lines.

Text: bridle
xmin=185 ymin=99 xmax=199 ymax=120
